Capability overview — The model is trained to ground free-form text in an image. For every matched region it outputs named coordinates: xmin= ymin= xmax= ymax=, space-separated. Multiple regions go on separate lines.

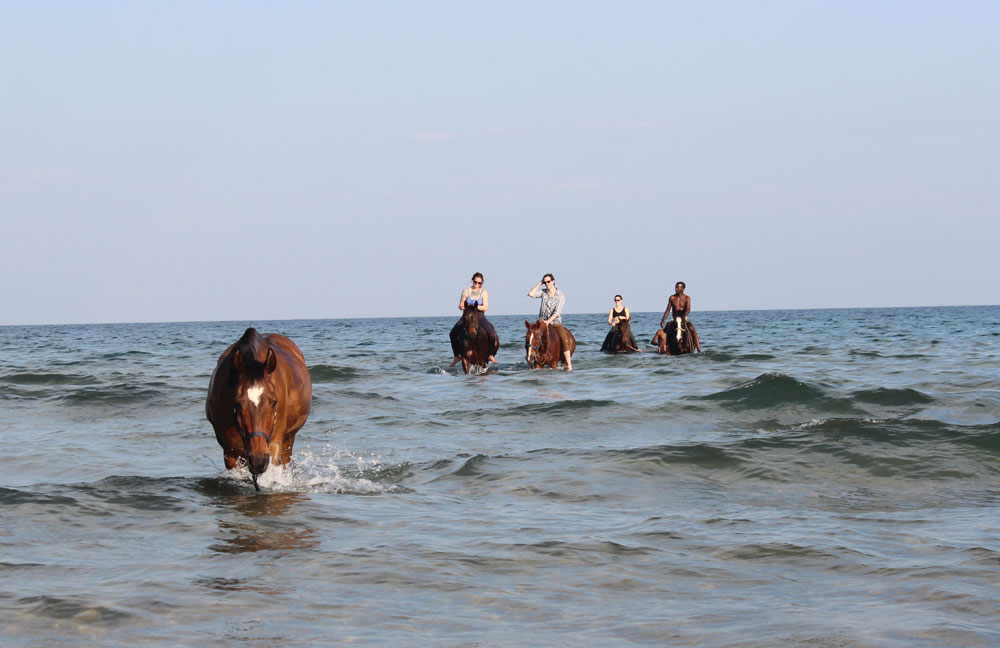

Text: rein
xmin=527 ymin=327 xmax=547 ymax=365
xmin=234 ymin=404 xmax=276 ymax=492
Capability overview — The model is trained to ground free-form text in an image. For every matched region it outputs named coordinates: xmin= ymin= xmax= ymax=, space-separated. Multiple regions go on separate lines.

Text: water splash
xmin=220 ymin=446 xmax=406 ymax=495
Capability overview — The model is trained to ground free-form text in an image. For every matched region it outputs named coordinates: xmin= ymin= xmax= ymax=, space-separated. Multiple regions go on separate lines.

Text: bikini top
xmin=465 ymin=289 xmax=484 ymax=306
xmin=612 ymin=307 xmax=627 ymax=320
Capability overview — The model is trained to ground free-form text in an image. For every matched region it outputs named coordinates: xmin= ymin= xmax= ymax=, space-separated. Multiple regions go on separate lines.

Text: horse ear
xmin=525 ymin=320 xmax=531 ymax=329
xmin=233 ymin=349 xmax=244 ymax=373
xmin=264 ymin=347 xmax=277 ymax=373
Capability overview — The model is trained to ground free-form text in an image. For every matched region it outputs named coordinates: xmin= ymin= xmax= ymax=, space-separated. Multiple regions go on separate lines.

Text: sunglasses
xmin=472 ymin=280 xmax=482 ymax=285
xmin=615 ymin=298 xmax=622 ymax=302
xmin=543 ymin=279 xmax=553 ymax=284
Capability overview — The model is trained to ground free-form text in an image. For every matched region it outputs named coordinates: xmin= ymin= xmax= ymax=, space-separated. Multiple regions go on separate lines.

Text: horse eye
xmin=271 ymin=399 xmax=278 ymax=408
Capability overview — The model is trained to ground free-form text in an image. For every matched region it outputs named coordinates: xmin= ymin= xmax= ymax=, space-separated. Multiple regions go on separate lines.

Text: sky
xmin=2 ymin=1 xmax=998 ymax=325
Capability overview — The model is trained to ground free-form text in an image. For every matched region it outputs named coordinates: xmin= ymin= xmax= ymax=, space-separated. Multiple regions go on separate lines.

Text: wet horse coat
xmin=206 ymin=328 xmax=312 ymax=487
xmin=452 ymin=306 xmax=499 ymax=374
xmin=601 ymin=317 xmax=640 ymax=353
xmin=657 ymin=318 xmax=697 ymax=355
xmin=524 ymin=320 xmax=576 ymax=369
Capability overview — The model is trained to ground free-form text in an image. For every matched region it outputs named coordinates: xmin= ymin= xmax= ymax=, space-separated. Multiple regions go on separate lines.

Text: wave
xmin=794 ymin=417 xmax=1000 ymax=452
xmin=15 ymin=595 xmax=135 ymax=628
xmin=851 ymin=387 xmax=934 ymax=406
xmin=438 ymin=399 xmax=617 ymax=421
xmin=0 ymin=486 xmax=78 ymax=507
xmin=309 ymin=364 xmax=364 ymax=383
xmin=490 ymin=418 xmax=1000 ymax=482
xmin=1 ymin=372 xmax=100 ymax=386
xmin=500 ymin=399 xmax=616 ymax=417
xmin=700 ymin=373 xmax=859 ymax=413
xmin=60 ymin=384 xmax=167 ymax=406
xmin=697 ymin=351 xmax=776 ymax=363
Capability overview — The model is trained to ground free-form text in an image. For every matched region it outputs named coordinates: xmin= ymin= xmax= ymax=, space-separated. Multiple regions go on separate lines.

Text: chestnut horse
xmin=453 ymin=306 xmax=499 ymax=374
xmin=524 ymin=320 xmax=576 ymax=369
xmin=206 ymin=328 xmax=312 ymax=490
xmin=653 ymin=318 xmax=698 ymax=355
xmin=600 ymin=317 xmax=641 ymax=354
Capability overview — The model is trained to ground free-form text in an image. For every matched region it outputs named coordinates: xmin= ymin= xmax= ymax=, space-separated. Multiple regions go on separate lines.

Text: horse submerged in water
xmin=206 ymin=328 xmax=312 ymax=490
xmin=652 ymin=318 xmax=700 ymax=355
xmin=600 ymin=317 xmax=641 ymax=354
xmin=450 ymin=305 xmax=500 ymax=374
xmin=524 ymin=320 xmax=576 ymax=369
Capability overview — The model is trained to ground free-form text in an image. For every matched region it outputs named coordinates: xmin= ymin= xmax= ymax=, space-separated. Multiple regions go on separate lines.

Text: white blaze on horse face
xmin=246 ymin=383 xmax=264 ymax=406
xmin=675 ymin=317 xmax=683 ymax=341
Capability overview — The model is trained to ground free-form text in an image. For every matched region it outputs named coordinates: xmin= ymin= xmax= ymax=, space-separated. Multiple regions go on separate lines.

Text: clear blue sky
xmin=2 ymin=1 xmax=997 ymax=325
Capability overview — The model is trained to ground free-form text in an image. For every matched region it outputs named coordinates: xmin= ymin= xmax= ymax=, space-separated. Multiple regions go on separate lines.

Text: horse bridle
xmin=233 ymin=405 xmax=277 ymax=490
xmin=526 ymin=329 xmax=545 ymax=365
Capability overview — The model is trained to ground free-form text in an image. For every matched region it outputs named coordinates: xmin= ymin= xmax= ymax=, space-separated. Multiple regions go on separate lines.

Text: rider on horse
xmin=528 ymin=273 xmax=573 ymax=371
xmin=450 ymin=272 xmax=499 ymax=366
xmin=653 ymin=281 xmax=701 ymax=353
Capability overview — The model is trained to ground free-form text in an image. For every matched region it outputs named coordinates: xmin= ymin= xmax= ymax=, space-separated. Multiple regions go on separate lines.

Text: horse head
xmin=617 ymin=316 xmax=632 ymax=339
xmin=231 ymin=331 xmax=281 ymax=476
xmin=524 ymin=319 xmax=548 ymax=366
xmin=462 ymin=304 xmax=481 ymax=338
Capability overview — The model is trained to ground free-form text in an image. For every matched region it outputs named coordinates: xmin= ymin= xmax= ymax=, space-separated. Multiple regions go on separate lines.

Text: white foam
xmin=221 ymin=445 xmax=399 ymax=495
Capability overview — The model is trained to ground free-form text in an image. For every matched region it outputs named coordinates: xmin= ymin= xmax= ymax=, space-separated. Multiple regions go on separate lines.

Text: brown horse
xmin=600 ymin=317 xmax=641 ymax=354
xmin=524 ymin=320 xmax=576 ymax=369
xmin=206 ymin=328 xmax=312 ymax=490
xmin=452 ymin=306 xmax=499 ymax=374
xmin=653 ymin=318 xmax=699 ymax=355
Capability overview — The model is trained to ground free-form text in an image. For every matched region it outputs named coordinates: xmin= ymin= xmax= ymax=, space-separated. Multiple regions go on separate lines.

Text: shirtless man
xmin=652 ymin=282 xmax=701 ymax=353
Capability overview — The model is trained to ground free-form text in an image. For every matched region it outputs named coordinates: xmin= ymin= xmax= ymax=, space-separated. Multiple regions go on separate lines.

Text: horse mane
xmin=232 ymin=328 xmax=268 ymax=381
xmin=535 ymin=320 xmax=552 ymax=354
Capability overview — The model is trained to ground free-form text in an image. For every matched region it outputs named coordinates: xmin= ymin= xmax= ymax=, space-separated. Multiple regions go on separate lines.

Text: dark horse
xmin=206 ymin=328 xmax=312 ymax=490
xmin=451 ymin=305 xmax=500 ymax=374
xmin=653 ymin=318 xmax=699 ymax=355
xmin=600 ymin=317 xmax=641 ymax=354
xmin=524 ymin=320 xmax=576 ymax=369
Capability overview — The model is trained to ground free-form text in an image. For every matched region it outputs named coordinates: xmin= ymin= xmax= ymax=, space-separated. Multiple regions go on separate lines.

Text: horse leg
xmin=689 ymin=324 xmax=701 ymax=352
xmin=449 ymin=323 xmax=463 ymax=365
xmin=461 ymin=356 xmax=472 ymax=374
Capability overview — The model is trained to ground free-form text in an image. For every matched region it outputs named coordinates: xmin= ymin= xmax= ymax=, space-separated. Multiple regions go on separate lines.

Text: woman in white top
xmin=450 ymin=272 xmax=498 ymax=365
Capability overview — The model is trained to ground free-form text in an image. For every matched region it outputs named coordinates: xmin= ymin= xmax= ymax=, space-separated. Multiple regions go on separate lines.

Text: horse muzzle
xmin=244 ymin=430 xmax=271 ymax=475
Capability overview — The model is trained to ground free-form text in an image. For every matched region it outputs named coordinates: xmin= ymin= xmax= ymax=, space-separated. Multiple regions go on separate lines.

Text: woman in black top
xmin=601 ymin=295 xmax=638 ymax=352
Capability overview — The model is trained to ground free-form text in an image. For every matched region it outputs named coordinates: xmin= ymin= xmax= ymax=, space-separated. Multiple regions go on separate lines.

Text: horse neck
xmin=541 ymin=326 xmax=559 ymax=355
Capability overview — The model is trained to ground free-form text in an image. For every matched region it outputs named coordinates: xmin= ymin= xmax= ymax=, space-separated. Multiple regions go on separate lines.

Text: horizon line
xmin=2 ymin=304 xmax=996 ymax=329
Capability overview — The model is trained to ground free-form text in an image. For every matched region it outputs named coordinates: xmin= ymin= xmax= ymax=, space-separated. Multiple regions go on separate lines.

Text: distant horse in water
xmin=652 ymin=318 xmax=699 ymax=355
xmin=524 ymin=320 xmax=576 ymax=369
xmin=451 ymin=305 xmax=499 ymax=374
xmin=601 ymin=317 xmax=641 ymax=354
xmin=206 ymin=328 xmax=312 ymax=490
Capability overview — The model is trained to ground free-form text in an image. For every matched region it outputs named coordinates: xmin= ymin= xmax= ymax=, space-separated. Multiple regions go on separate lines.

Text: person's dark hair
xmin=543 ymin=273 xmax=555 ymax=283
xmin=676 ymin=281 xmax=686 ymax=290
xmin=614 ymin=294 xmax=623 ymax=301
xmin=472 ymin=272 xmax=484 ymax=283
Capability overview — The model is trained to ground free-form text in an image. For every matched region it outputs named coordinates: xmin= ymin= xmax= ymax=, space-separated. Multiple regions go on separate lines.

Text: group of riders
xmin=449 ymin=272 xmax=701 ymax=371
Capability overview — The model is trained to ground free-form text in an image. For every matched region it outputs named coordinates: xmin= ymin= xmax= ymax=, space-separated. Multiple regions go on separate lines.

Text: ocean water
xmin=1 ymin=307 xmax=998 ymax=646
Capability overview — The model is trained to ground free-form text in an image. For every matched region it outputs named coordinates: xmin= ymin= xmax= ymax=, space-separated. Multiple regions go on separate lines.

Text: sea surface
xmin=1 ymin=307 xmax=999 ymax=647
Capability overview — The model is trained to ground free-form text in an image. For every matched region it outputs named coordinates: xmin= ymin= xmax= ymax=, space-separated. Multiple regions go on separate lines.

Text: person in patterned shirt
xmin=527 ymin=273 xmax=573 ymax=371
